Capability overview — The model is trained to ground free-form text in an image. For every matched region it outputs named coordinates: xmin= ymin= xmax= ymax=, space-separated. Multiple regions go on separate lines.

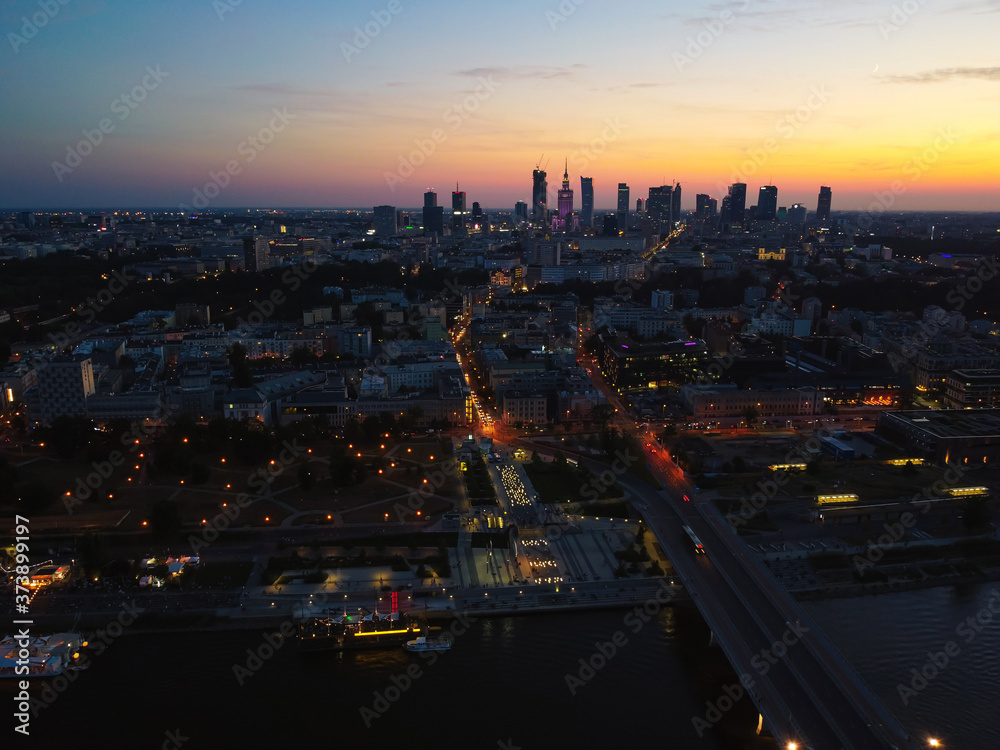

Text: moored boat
xmin=403 ymin=635 xmax=451 ymax=653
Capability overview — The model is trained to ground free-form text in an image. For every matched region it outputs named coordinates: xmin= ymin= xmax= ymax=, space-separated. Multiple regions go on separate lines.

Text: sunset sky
xmin=1 ymin=0 xmax=998 ymax=211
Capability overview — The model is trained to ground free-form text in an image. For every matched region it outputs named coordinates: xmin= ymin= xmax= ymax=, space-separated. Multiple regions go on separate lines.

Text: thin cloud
xmin=885 ymin=67 xmax=1000 ymax=84
xmin=455 ymin=65 xmax=587 ymax=81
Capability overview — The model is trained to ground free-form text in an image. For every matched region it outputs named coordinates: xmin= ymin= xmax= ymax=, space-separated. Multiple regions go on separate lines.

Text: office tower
xmin=708 ymin=198 xmax=717 ymax=219
xmin=423 ymin=205 xmax=444 ymax=235
xmin=647 ymin=185 xmax=673 ymax=236
xmin=671 ymin=183 xmax=682 ymax=223
xmin=602 ymin=214 xmax=618 ymax=237
xmin=617 ymin=183 xmax=629 ymax=232
xmin=243 ymin=235 xmax=270 ymax=271
xmin=696 ymin=194 xmax=712 ymax=222
xmin=373 ymin=205 xmax=398 ymax=238
xmin=580 ymin=177 xmax=594 ymax=227
xmin=557 ymin=160 xmax=574 ymax=219
xmin=757 ymin=185 xmax=778 ymax=221
xmin=424 ymin=190 xmax=437 ymax=208
xmin=817 ymin=186 xmax=832 ymax=224
xmin=728 ymin=183 xmax=747 ymax=226
xmin=452 ymin=184 xmax=466 ymax=213
xmin=636 ymin=198 xmax=644 ymax=215
xmin=28 ymin=357 xmax=96 ymax=425
xmin=777 ymin=207 xmax=787 ymax=221
xmin=719 ymin=195 xmax=731 ymax=227
xmin=515 ymin=201 xmax=528 ymax=225
xmin=788 ymin=203 xmax=807 ymax=226
xmin=19 ymin=211 xmax=35 ymax=229
xmin=801 ymin=297 xmax=822 ymax=322
xmin=532 ymin=168 xmax=548 ymax=225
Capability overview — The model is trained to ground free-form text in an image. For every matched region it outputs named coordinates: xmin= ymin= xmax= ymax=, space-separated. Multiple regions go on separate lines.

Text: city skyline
xmin=2 ymin=0 xmax=998 ymax=211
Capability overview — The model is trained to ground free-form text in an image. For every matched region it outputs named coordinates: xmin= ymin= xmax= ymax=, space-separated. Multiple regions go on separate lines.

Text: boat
xmin=403 ymin=635 xmax=451 ymax=653
xmin=297 ymin=611 xmax=424 ymax=652
xmin=0 ymin=633 xmax=85 ymax=679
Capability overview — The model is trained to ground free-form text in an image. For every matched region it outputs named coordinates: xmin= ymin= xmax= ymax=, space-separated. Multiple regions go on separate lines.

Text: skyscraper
xmin=452 ymin=184 xmax=467 ymax=228
xmin=788 ymin=203 xmax=807 ymax=226
xmin=514 ymin=201 xmax=528 ymax=225
xmin=817 ymin=186 xmax=832 ymax=224
xmin=728 ymin=183 xmax=747 ymax=226
xmin=647 ymin=185 xmax=673 ymax=236
xmin=423 ymin=189 xmax=444 ymax=234
xmin=373 ymin=206 xmax=398 ymax=238
xmin=580 ymin=177 xmax=594 ymax=227
xmin=532 ymin=168 xmax=548 ymax=226
xmin=757 ymin=185 xmax=778 ymax=221
xmin=696 ymin=194 xmax=712 ymax=223
xmin=616 ymin=183 xmax=629 ymax=233
xmin=557 ymin=160 xmax=573 ymax=219
xmin=243 ymin=235 xmax=270 ymax=271
xmin=671 ymin=183 xmax=682 ymax=224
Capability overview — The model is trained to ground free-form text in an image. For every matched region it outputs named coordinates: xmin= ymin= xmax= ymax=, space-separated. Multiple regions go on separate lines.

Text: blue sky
xmin=1 ymin=0 xmax=998 ymax=210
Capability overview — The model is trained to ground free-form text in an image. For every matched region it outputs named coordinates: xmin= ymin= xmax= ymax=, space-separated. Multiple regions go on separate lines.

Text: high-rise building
xmin=243 ymin=235 xmax=270 ymax=271
xmin=422 ymin=190 xmax=444 ymax=234
xmin=532 ymin=168 xmax=548 ymax=226
xmin=373 ymin=205 xmax=398 ymax=238
xmin=603 ymin=214 xmax=618 ymax=237
xmin=728 ymin=183 xmax=747 ymax=226
xmin=28 ymin=357 xmax=96 ymax=425
xmin=757 ymin=185 xmax=778 ymax=221
xmin=696 ymin=194 xmax=712 ymax=222
xmin=788 ymin=203 xmax=808 ymax=226
xmin=636 ymin=198 xmax=644 ymax=216
xmin=617 ymin=183 xmax=629 ymax=232
xmin=557 ymin=161 xmax=574 ymax=219
xmin=671 ymin=183 xmax=682 ymax=223
xmin=515 ymin=201 xmax=529 ymax=225
xmin=580 ymin=177 xmax=594 ymax=227
xmin=708 ymin=198 xmax=717 ymax=219
xmin=647 ymin=185 xmax=673 ymax=236
xmin=452 ymin=185 xmax=466 ymax=213
xmin=817 ymin=186 xmax=832 ymax=223
xmin=719 ymin=195 xmax=731 ymax=227
xmin=423 ymin=206 xmax=444 ymax=235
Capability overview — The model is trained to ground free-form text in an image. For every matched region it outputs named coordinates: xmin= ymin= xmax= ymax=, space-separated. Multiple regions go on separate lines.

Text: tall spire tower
xmin=557 ymin=158 xmax=573 ymax=219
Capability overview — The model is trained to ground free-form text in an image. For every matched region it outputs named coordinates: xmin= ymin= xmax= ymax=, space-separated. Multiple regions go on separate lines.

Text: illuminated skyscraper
xmin=557 ymin=160 xmax=574 ymax=219
xmin=617 ymin=182 xmax=629 ymax=232
xmin=817 ymin=186 xmax=832 ymax=224
xmin=580 ymin=176 xmax=594 ymax=227
xmin=452 ymin=183 xmax=467 ymax=228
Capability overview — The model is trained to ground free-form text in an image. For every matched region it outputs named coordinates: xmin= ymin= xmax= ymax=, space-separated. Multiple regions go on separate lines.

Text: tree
xmin=290 ymin=346 xmax=318 ymax=367
xmin=227 ymin=343 xmax=253 ymax=388
xmin=592 ymin=404 xmax=614 ymax=430
xmin=962 ymin=498 xmax=993 ymax=530
xmin=298 ymin=463 xmax=316 ymax=490
xmin=149 ymin=499 xmax=181 ymax=537
xmin=742 ymin=406 xmax=759 ymax=425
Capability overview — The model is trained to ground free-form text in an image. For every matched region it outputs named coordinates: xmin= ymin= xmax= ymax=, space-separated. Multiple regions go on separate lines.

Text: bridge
xmin=623 ymin=468 xmax=921 ymax=750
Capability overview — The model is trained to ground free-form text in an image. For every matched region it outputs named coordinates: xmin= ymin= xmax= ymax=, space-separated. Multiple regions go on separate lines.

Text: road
xmin=623 ymin=471 xmax=919 ymax=749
